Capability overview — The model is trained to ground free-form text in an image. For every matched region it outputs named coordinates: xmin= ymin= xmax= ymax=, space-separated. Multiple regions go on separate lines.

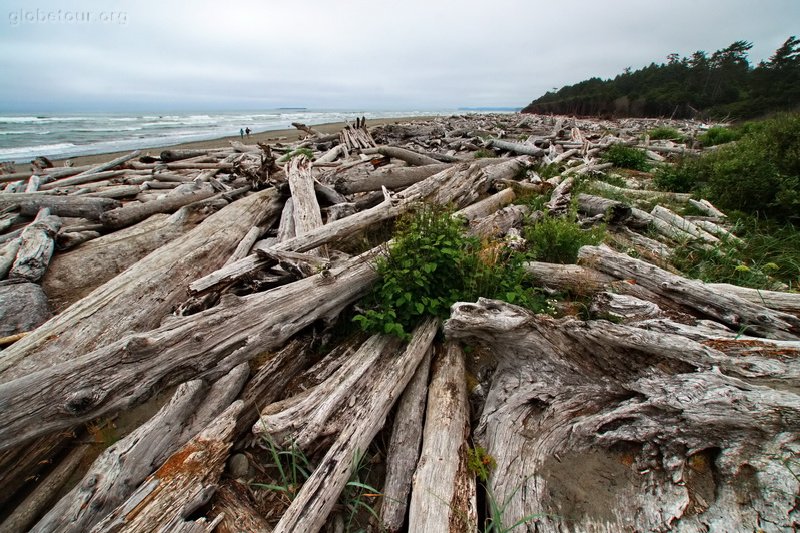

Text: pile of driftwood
xmin=0 ymin=113 xmax=798 ymax=532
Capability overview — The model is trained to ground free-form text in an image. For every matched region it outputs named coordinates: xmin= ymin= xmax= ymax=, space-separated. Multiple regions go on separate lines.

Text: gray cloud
xmin=1 ymin=0 xmax=798 ymax=111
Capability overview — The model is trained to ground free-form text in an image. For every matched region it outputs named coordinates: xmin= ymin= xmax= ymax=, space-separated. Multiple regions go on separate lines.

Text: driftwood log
xmin=445 ymin=298 xmax=800 ymax=532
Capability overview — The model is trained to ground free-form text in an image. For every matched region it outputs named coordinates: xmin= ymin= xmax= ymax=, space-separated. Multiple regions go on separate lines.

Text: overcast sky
xmin=1 ymin=0 xmax=798 ymax=112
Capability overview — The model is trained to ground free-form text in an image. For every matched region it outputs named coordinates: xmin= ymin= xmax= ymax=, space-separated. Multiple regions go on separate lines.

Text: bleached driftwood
xmin=0 ymin=194 xmax=120 ymax=219
xmin=408 ymin=342 xmax=476 ymax=533
xmin=88 ymin=401 xmax=243 ymax=532
xmin=8 ymin=209 xmax=61 ymax=282
xmin=379 ymin=348 xmax=433 ymax=533
xmin=578 ymin=245 xmax=800 ymax=340
xmin=287 ymin=155 xmax=326 ymax=258
xmin=271 ymin=319 xmax=438 ymax=533
xmin=444 ymin=298 xmax=800 ymax=533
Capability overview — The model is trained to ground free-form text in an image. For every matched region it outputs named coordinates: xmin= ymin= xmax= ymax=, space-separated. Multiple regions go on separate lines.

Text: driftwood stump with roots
xmin=444 ymin=297 xmax=800 ymax=532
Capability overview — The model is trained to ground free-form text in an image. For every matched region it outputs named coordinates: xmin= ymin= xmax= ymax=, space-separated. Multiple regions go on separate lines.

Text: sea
xmin=0 ymin=109 xmax=474 ymax=163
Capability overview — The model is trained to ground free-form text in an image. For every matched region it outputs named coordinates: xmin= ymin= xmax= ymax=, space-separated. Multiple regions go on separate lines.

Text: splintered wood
xmin=0 ymin=113 xmax=797 ymax=533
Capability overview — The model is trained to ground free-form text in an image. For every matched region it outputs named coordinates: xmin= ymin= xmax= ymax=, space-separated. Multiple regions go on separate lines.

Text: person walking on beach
xmin=245 ymin=127 xmax=251 ymax=139
xmin=240 ymin=128 xmax=244 ymax=139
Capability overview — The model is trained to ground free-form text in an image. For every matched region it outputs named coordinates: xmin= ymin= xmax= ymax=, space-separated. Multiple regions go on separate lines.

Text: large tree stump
xmin=444 ymin=298 xmax=800 ymax=532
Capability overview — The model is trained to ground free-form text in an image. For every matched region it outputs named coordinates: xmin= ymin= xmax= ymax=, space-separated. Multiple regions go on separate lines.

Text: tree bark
xmin=408 ymin=342 xmax=476 ymax=533
xmin=100 ymin=186 xmax=218 ymax=230
xmin=577 ymin=193 xmax=631 ymax=224
xmin=0 ymin=247 xmax=379 ymax=450
xmin=0 ymin=281 xmax=52 ymax=337
xmin=32 ymin=366 xmax=249 ymax=533
xmin=444 ymin=298 xmax=800 ymax=533
xmin=287 ymin=156 xmax=326 ymax=258
xmin=0 ymin=188 xmax=284 ymax=381
xmin=8 ymin=210 xmax=61 ymax=282
xmin=578 ymin=245 xmax=800 ymax=340
xmin=271 ymin=319 xmax=439 ymax=533
xmin=380 ymin=348 xmax=433 ymax=533
xmin=0 ymin=194 xmax=120 ymax=219
xmin=42 ymin=201 xmax=227 ymax=312
xmin=88 ymin=401 xmax=244 ymax=533
xmin=208 ymin=480 xmax=273 ymax=533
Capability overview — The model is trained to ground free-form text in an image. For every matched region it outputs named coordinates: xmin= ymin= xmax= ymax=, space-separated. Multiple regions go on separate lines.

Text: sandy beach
xmin=46 ymin=115 xmax=439 ymax=168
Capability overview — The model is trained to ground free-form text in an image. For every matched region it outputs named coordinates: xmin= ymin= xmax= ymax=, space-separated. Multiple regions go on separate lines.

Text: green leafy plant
xmin=524 ymin=213 xmax=606 ymax=264
xmin=698 ymin=126 xmax=739 ymax=146
xmin=467 ymin=446 xmax=497 ymax=483
xmin=701 ymin=113 xmax=800 ymax=222
xmin=603 ymin=144 xmax=650 ymax=171
xmin=354 ymin=205 xmax=546 ymax=338
xmin=484 ymin=484 xmax=545 ymax=533
xmin=648 ymin=126 xmax=685 ymax=142
xmin=278 ymin=147 xmax=315 ymax=162
xmin=652 ymin=156 xmax=708 ymax=192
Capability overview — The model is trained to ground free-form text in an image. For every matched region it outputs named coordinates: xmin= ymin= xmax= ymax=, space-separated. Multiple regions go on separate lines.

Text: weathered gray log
xmin=651 ymin=205 xmax=719 ymax=244
xmin=1 ymin=188 xmax=284 ymax=381
xmin=457 ymin=188 xmax=515 ymax=221
xmin=688 ymin=198 xmax=726 ymax=218
xmin=590 ymin=291 xmax=665 ymax=323
xmin=235 ymin=338 xmax=315 ymax=437
xmin=88 ymin=401 xmax=243 ymax=532
xmin=271 ymin=319 xmax=439 ymax=533
xmin=25 ymin=175 xmax=41 ymax=193
xmin=8 ymin=209 xmax=61 ymax=282
xmin=208 ymin=480 xmax=273 ymax=533
xmin=629 ymin=207 xmax=698 ymax=242
xmin=291 ymin=122 xmax=322 ymax=136
xmin=468 ymin=204 xmax=531 ymax=240
xmin=71 ymin=150 xmax=140 ymax=178
xmin=444 ymin=298 xmax=800 ymax=532
xmin=577 ymin=193 xmax=631 ymax=224
xmin=524 ymin=261 xmax=615 ymax=294
xmin=325 ymin=202 xmax=357 ymax=223
xmin=487 ymin=138 xmax=545 ymax=157
xmin=408 ymin=342 xmax=476 ymax=532
xmin=85 ymin=184 xmax=142 ymax=199
xmin=160 ymin=149 xmax=212 ymax=163
xmin=42 ymin=201 xmax=227 ymax=312
xmin=0 ymin=281 xmax=52 ymax=337
xmin=313 ymin=179 xmax=347 ymax=205
xmin=692 ymin=218 xmax=743 ymax=245
xmin=608 ymin=225 xmax=673 ymax=261
xmin=276 ymin=198 xmax=296 ymax=242
xmin=545 ymin=175 xmax=574 ymax=215
xmin=332 ymin=163 xmax=451 ymax=194
xmin=55 ymin=229 xmax=101 ymax=251
xmin=287 ymin=155 xmax=326 ymax=258
xmin=39 ymin=170 xmax=128 ymax=191
xmin=377 ymin=146 xmax=441 ymax=166
xmin=225 ymin=226 xmax=262 ymax=265
xmin=194 ymin=160 xmax=503 ymax=294
xmin=705 ymin=283 xmax=800 ymax=316
xmin=578 ymin=245 xmax=800 ymax=340
xmin=589 ymin=179 xmax=692 ymax=201
xmin=0 ymin=443 xmax=92 ymax=533
xmin=0 ymin=247 xmax=379 ymax=450
xmin=32 ymin=365 xmax=249 ymax=533
xmin=0 ymin=194 xmax=120 ymax=219
xmin=100 ymin=186 xmax=217 ymax=229
xmin=0 ymin=237 xmax=21 ymax=279
xmin=380 ymin=348 xmax=433 ymax=533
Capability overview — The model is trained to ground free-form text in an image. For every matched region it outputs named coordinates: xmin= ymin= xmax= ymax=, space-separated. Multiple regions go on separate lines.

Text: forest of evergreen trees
xmin=522 ymin=37 xmax=800 ymax=120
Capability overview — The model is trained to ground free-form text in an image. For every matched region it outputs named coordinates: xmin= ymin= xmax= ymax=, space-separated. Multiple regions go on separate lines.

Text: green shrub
xmin=603 ymin=144 xmax=650 ymax=171
xmin=698 ymin=126 xmax=740 ymax=147
xmin=648 ymin=126 xmax=684 ymax=142
xmin=702 ymin=113 xmax=800 ymax=221
xmin=671 ymin=215 xmax=800 ymax=290
xmin=652 ymin=157 xmax=709 ymax=192
xmin=354 ymin=205 xmax=545 ymax=338
xmin=524 ymin=214 xmax=606 ymax=264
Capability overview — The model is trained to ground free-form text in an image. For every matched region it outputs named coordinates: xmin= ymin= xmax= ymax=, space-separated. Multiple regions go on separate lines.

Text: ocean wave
xmin=0 ymin=142 xmax=77 ymax=158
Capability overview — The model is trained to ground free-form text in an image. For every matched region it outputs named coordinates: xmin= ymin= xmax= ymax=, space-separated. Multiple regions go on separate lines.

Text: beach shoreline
xmin=27 ymin=115 xmax=444 ymax=169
